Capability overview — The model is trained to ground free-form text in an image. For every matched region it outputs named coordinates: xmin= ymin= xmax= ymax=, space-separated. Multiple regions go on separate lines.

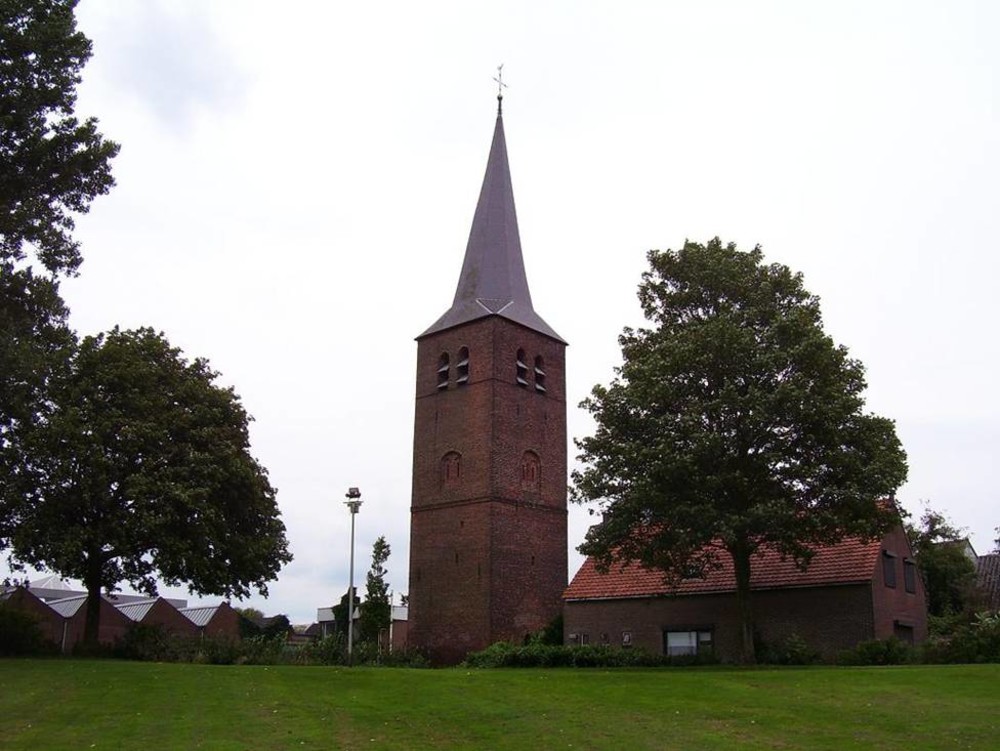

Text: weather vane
xmin=493 ymin=64 xmax=507 ymax=113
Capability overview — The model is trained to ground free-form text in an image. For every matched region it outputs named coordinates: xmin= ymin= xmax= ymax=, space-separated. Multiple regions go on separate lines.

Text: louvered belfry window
xmin=516 ymin=349 xmax=528 ymax=387
xmin=456 ymin=347 xmax=470 ymax=386
xmin=437 ymin=352 xmax=450 ymax=389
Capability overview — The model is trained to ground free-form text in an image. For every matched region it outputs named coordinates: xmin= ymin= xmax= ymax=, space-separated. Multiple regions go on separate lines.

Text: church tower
xmin=408 ymin=98 xmax=568 ymax=664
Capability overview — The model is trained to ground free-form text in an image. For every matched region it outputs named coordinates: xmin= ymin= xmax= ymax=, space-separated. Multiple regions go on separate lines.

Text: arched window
xmin=441 ymin=451 xmax=462 ymax=485
xmin=534 ymin=355 xmax=546 ymax=394
xmin=521 ymin=451 xmax=540 ymax=489
xmin=516 ymin=349 xmax=528 ymax=387
xmin=456 ymin=346 xmax=470 ymax=386
xmin=437 ymin=352 xmax=450 ymax=389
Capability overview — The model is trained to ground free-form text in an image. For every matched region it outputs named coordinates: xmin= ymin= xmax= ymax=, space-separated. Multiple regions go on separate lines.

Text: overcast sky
xmin=18 ymin=0 xmax=999 ymax=622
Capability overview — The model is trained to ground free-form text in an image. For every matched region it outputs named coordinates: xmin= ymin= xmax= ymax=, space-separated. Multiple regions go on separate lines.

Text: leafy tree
xmin=332 ymin=587 xmax=359 ymax=638
xmin=906 ymin=506 xmax=978 ymax=617
xmin=0 ymin=327 xmax=292 ymax=644
xmin=573 ymin=238 xmax=908 ymax=663
xmin=1 ymin=0 xmax=118 ymax=501
xmin=359 ymin=536 xmax=391 ymax=643
xmin=1 ymin=0 xmax=119 ymax=275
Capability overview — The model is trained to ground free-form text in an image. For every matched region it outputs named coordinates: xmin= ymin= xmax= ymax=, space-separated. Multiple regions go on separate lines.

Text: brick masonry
xmin=408 ymin=317 xmax=567 ymax=664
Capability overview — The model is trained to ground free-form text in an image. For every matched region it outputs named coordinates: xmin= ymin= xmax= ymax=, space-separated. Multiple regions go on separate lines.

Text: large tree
xmin=1 ymin=0 xmax=119 ymax=484
xmin=359 ymin=536 xmax=391 ymax=644
xmin=0 ymin=327 xmax=292 ymax=644
xmin=573 ymin=238 xmax=908 ymax=663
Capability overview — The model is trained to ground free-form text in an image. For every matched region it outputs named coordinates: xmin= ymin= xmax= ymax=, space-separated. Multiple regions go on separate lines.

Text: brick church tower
xmin=408 ymin=98 xmax=568 ymax=664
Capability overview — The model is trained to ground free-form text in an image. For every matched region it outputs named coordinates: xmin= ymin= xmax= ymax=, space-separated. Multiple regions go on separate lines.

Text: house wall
xmin=409 ymin=317 xmax=567 ymax=664
xmin=138 ymin=599 xmax=199 ymax=637
xmin=63 ymin=601 xmax=133 ymax=649
xmin=200 ymin=603 xmax=241 ymax=639
xmin=564 ymin=583 xmax=876 ymax=661
xmin=3 ymin=588 xmax=63 ymax=648
xmin=871 ymin=525 xmax=929 ymax=642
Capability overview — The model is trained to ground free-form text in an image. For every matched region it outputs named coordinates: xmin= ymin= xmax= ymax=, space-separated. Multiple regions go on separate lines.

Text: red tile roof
xmin=564 ymin=536 xmax=883 ymax=601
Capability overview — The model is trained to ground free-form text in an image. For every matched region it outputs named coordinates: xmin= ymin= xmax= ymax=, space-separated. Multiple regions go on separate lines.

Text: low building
xmin=977 ymin=553 xmax=1000 ymax=610
xmin=178 ymin=602 xmax=241 ymax=638
xmin=563 ymin=525 xmax=927 ymax=661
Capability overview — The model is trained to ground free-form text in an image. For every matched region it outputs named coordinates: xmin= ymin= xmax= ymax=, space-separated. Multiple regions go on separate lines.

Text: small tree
xmin=0 ymin=327 xmax=292 ymax=645
xmin=332 ymin=587 xmax=359 ymax=638
xmin=573 ymin=238 xmax=908 ymax=663
xmin=359 ymin=536 xmax=391 ymax=643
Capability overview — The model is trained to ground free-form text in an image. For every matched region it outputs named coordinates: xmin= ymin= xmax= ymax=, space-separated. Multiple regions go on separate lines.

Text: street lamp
xmin=345 ymin=487 xmax=362 ymax=665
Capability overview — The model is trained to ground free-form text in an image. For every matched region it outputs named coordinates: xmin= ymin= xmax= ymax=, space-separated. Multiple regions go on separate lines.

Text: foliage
xmin=0 ymin=1 xmax=118 ymax=477
xmin=756 ymin=632 xmax=821 ymax=665
xmin=463 ymin=641 xmax=717 ymax=668
xmin=0 ymin=0 xmax=119 ymax=275
xmin=906 ymin=505 xmax=979 ymax=617
xmin=0 ymin=327 xmax=292 ymax=643
xmin=0 ymin=604 xmax=54 ymax=655
xmin=836 ymin=637 xmax=914 ymax=666
xmin=3 ymin=661 xmax=1000 ymax=750
xmin=572 ymin=238 xmax=908 ymax=663
xmin=359 ymin=535 xmax=391 ymax=643
xmin=525 ymin=613 xmax=564 ymax=646
xmin=923 ymin=611 xmax=1000 ymax=664
xmin=114 ymin=624 xmax=174 ymax=662
xmin=234 ymin=606 xmax=264 ymax=621
xmin=331 ymin=587 xmax=359 ymax=638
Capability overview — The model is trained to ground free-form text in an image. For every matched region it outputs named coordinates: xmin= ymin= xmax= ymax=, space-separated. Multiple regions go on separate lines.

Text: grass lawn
xmin=0 ymin=660 xmax=996 ymax=750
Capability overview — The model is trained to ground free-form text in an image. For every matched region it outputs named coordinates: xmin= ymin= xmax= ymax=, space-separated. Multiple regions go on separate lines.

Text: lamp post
xmin=345 ymin=487 xmax=362 ymax=666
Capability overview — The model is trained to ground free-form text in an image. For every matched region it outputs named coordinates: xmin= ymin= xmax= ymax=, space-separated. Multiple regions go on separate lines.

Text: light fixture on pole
xmin=345 ymin=487 xmax=362 ymax=666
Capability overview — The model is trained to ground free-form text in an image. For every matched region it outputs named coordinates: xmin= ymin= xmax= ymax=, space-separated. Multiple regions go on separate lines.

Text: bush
xmin=757 ymin=633 xmax=821 ymax=665
xmin=463 ymin=641 xmax=717 ymax=668
xmin=923 ymin=611 xmax=1000 ymax=664
xmin=837 ymin=637 xmax=914 ymax=666
xmin=0 ymin=606 xmax=55 ymax=656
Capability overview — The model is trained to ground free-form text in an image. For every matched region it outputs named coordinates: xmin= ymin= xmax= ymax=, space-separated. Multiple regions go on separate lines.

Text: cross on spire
xmin=493 ymin=64 xmax=507 ymax=113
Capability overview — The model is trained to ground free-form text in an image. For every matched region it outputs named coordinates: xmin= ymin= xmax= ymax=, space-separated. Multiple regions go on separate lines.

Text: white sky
xmin=18 ymin=0 xmax=999 ymax=623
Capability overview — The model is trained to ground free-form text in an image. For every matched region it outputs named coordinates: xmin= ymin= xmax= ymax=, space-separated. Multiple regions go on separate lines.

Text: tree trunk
xmin=82 ymin=555 xmax=103 ymax=649
xmin=730 ymin=542 xmax=757 ymax=665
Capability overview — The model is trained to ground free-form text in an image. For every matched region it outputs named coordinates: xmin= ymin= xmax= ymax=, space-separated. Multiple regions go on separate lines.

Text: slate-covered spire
xmin=419 ymin=104 xmax=564 ymax=343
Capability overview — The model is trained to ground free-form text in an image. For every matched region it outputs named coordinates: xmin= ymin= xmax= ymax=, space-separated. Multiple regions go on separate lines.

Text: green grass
xmin=1 ymin=661 xmax=997 ymax=750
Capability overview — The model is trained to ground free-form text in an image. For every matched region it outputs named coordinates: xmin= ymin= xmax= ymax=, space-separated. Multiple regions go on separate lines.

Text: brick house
xmin=563 ymin=524 xmax=927 ymax=660
xmin=407 ymin=96 xmax=568 ymax=664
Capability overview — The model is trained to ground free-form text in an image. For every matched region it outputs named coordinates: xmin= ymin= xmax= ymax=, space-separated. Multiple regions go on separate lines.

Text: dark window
xmin=441 ymin=452 xmax=461 ymax=485
xmin=516 ymin=349 xmax=528 ymax=387
xmin=664 ymin=629 xmax=713 ymax=657
xmin=904 ymin=559 xmax=917 ymax=594
xmin=534 ymin=356 xmax=546 ymax=393
xmin=882 ymin=550 xmax=897 ymax=588
xmin=437 ymin=353 xmax=450 ymax=389
xmin=456 ymin=347 xmax=470 ymax=386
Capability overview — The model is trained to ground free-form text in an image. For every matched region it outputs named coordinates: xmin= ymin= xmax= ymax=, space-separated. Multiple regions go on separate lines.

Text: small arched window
xmin=437 ymin=352 xmax=450 ymax=389
xmin=441 ymin=451 xmax=462 ymax=485
xmin=516 ymin=349 xmax=528 ymax=387
xmin=456 ymin=346 xmax=470 ymax=386
xmin=521 ymin=451 xmax=540 ymax=489
xmin=534 ymin=356 xmax=546 ymax=394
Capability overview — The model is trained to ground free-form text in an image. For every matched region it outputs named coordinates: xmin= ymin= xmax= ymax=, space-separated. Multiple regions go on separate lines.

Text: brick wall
xmin=409 ymin=317 xmax=567 ymax=664
xmin=564 ymin=583 xmax=879 ymax=661
xmin=871 ymin=524 xmax=929 ymax=642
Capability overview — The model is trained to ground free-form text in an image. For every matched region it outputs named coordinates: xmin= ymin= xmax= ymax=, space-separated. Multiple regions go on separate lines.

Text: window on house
xmin=441 ymin=452 xmax=461 ymax=485
xmin=437 ymin=353 xmax=450 ymax=389
xmin=664 ymin=629 xmax=713 ymax=657
xmin=456 ymin=347 xmax=470 ymax=386
xmin=534 ymin=355 xmax=546 ymax=394
xmin=882 ymin=550 xmax=897 ymax=588
xmin=516 ymin=349 xmax=528 ymax=387
xmin=903 ymin=558 xmax=917 ymax=594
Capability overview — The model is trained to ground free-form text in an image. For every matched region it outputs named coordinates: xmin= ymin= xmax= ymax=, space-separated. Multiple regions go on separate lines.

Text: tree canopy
xmin=1 ymin=0 xmax=118 ymax=477
xmin=572 ymin=238 xmax=908 ymax=662
xmin=359 ymin=536 xmax=391 ymax=643
xmin=907 ymin=506 xmax=979 ymax=618
xmin=0 ymin=327 xmax=292 ymax=643
xmin=1 ymin=0 xmax=119 ymax=275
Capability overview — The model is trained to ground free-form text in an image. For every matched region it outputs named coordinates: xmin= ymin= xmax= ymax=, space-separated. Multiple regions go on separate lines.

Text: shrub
xmin=837 ymin=637 xmax=913 ymax=666
xmin=923 ymin=611 xmax=1000 ymax=664
xmin=758 ymin=633 xmax=821 ymax=665
xmin=0 ymin=606 xmax=55 ymax=656
xmin=114 ymin=624 xmax=175 ymax=661
xmin=463 ymin=641 xmax=717 ymax=668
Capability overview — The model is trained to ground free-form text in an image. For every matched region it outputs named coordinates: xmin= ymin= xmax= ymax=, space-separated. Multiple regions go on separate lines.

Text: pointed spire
xmin=419 ymin=104 xmax=564 ymax=343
